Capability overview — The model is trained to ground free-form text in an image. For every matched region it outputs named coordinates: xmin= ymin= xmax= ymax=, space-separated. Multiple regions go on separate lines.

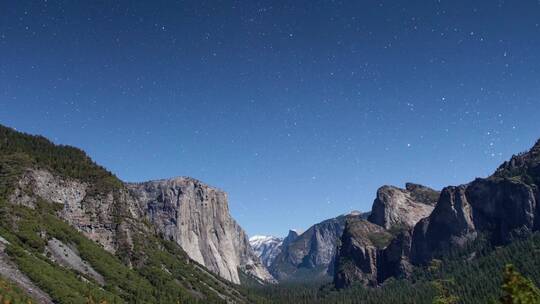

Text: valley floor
xmin=243 ymin=233 xmax=540 ymax=304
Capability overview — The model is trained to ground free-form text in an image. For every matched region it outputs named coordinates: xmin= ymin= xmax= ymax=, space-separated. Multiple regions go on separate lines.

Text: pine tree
xmin=500 ymin=264 xmax=540 ymax=304
xmin=432 ymin=279 xmax=459 ymax=304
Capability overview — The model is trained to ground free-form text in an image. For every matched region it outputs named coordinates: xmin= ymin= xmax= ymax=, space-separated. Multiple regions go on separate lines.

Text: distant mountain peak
xmin=288 ymin=228 xmax=302 ymax=235
xmin=249 ymin=235 xmax=283 ymax=244
xmin=494 ymin=139 xmax=540 ymax=181
xmin=249 ymin=235 xmax=283 ymax=268
xmin=249 ymin=235 xmax=275 ymax=241
xmin=335 ymin=136 xmax=540 ymax=289
xmin=533 ymin=138 xmax=540 ymax=151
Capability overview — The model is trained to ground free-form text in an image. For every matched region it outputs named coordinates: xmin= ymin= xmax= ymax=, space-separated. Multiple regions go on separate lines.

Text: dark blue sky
xmin=1 ymin=0 xmax=540 ymax=237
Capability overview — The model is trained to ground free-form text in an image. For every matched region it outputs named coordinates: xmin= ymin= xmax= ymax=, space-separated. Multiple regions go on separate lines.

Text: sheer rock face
xmin=410 ymin=140 xmax=540 ymax=264
xmin=127 ymin=178 xmax=274 ymax=284
xmin=377 ymin=230 xmax=414 ymax=282
xmin=282 ymin=229 xmax=300 ymax=247
xmin=467 ymin=178 xmax=537 ymax=242
xmin=368 ymin=183 xmax=439 ymax=230
xmin=270 ymin=214 xmax=366 ymax=282
xmin=410 ymin=178 xmax=538 ymax=264
xmin=10 ymin=169 xmax=273 ymax=284
xmin=333 ymin=217 xmax=391 ymax=288
xmin=335 ymin=139 xmax=540 ymax=288
xmin=410 ymin=186 xmax=477 ymax=264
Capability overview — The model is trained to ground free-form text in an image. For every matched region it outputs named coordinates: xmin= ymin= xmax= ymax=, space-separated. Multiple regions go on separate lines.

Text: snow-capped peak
xmin=249 ymin=235 xmax=276 ymax=242
xmin=249 ymin=235 xmax=284 ymax=268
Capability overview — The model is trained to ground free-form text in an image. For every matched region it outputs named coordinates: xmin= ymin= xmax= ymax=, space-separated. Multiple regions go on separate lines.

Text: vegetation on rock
xmin=0 ymin=275 xmax=35 ymax=304
xmin=243 ymin=233 xmax=540 ymax=304
xmin=0 ymin=124 xmax=257 ymax=303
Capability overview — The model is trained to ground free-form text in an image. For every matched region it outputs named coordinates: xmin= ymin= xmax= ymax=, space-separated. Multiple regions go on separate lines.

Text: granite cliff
xmin=334 ymin=217 xmax=392 ymax=288
xmin=368 ymin=183 xmax=439 ymax=230
xmin=9 ymin=165 xmax=273 ymax=285
xmin=411 ymin=139 xmax=540 ymax=264
xmin=0 ymin=124 xmax=269 ymax=303
xmin=334 ymin=139 xmax=540 ymax=288
xmin=269 ymin=213 xmax=368 ymax=282
xmin=127 ymin=178 xmax=273 ymax=284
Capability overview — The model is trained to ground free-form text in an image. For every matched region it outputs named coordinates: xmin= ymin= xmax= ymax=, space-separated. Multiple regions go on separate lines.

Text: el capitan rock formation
xmin=127 ymin=178 xmax=274 ymax=284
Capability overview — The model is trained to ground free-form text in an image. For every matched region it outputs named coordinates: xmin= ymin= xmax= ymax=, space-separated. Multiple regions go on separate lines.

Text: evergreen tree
xmin=500 ymin=264 xmax=540 ymax=304
xmin=432 ymin=279 xmax=459 ymax=304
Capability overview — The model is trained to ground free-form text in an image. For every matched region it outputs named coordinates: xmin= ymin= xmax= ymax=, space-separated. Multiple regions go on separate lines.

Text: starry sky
xmin=1 ymin=1 xmax=540 ymax=237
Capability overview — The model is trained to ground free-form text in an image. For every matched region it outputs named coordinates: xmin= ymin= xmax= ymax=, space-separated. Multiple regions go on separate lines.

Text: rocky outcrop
xmin=334 ymin=183 xmax=475 ymax=288
xmin=10 ymin=169 xmax=141 ymax=254
xmin=410 ymin=185 xmax=477 ymax=264
xmin=127 ymin=178 xmax=274 ymax=284
xmin=270 ymin=217 xmax=344 ymax=282
xmin=249 ymin=235 xmax=284 ymax=268
xmin=377 ymin=230 xmax=414 ymax=282
xmin=270 ymin=213 xmax=367 ymax=282
xmin=495 ymin=139 xmax=540 ymax=181
xmin=368 ymin=183 xmax=439 ymax=230
xmin=0 ymin=124 xmax=270 ymax=304
xmin=410 ymin=177 xmax=538 ymax=264
xmin=335 ymin=139 xmax=540 ymax=288
xmin=333 ymin=217 xmax=392 ymax=288
xmin=45 ymin=238 xmax=105 ymax=285
xmin=282 ymin=229 xmax=300 ymax=247
xmin=467 ymin=178 xmax=537 ymax=242
xmin=9 ymin=169 xmax=273 ymax=284
xmin=409 ymin=139 xmax=540 ymax=264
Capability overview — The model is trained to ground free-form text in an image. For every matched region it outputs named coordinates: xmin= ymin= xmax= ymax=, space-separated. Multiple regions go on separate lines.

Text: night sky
xmin=1 ymin=1 xmax=540 ymax=237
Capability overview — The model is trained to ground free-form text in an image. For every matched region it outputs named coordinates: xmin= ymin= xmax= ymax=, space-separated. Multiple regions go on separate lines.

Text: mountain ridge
xmin=127 ymin=177 xmax=274 ymax=284
xmin=0 ymin=124 xmax=266 ymax=303
xmin=333 ymin=137 xmax=540 ymax=289
xmin=3 ymin=123 xmax=540 ymax=303
xmin=249 ymin=235 xmax=284 ymax=268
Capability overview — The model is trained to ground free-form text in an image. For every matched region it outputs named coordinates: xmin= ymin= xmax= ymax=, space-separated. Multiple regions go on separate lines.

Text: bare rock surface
xmin=0 ymin=235 xmax=54 ymax=304
xmin=368 ymin=183 xmax=439 ymax=230
xmin=410 ymin=185 xmax=477 ymax=264
xmin=10 ymin=169 xmax=129 ymax=253
xmin=377 ymin=229 xmax=414 ymax=282
xmin=45 ymin=238 xmax=105 ymax=285
xmin=127 ymin=177 xmax=274 ymax=284
xmin=333 ymin=217 xmax=392 ymax=288
xmin=270 ymin=213 xmax=368 ymax=282
xmin=10 ymin=169 xmax=272 ymax=284
xmin=9 ymin=169 xmax=87 ymax=210
xmin=407 ymin=140 xmax=540 ymax=272
xmin=409 ymin=139 xmax=540 ymax=264
xmin=335 ymin=139 xmax=540 ymax=288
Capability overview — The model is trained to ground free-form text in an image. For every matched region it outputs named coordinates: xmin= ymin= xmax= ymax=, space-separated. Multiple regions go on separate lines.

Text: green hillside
xmin=0 ymin=124 xmax=255 ymax=304
xmin=2 ymin=123 xmax=540 ymax=304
